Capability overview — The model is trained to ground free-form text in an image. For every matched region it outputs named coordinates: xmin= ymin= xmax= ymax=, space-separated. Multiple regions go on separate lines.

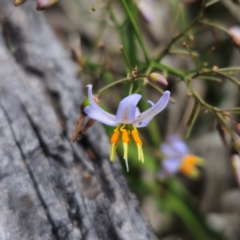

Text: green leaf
xmin=120 ymin=0 xmax=150 ymax=64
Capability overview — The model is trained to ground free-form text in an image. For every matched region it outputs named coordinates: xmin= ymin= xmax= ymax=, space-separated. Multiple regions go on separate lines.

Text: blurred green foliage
xmin=63 ymin=0 xmax=240 ymax=238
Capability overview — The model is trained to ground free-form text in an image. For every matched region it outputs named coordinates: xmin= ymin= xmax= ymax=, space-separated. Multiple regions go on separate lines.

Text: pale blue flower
xmin=84 ymin=84 xmax=170 ymax=127
xmin=84 ymin=84 xmax=170 ymax=171
xmin=160 ymin=135 xmax=203 ymax=178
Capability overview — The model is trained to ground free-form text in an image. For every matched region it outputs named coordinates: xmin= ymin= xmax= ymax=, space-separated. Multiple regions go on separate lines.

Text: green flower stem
xmin=223 ymin=108 xmax=240 ymax=113
xmin=97 ymin=77 xmax=129 ymax=95
xmin=184 ymin=43 xmax=200 ymax=72
xmin=217 ymin=67 xmax=240 ymax=72
xmin=120 ymin=0 xmax=150 ymax=64
xmin=132 ymin=64 xmax=154 ymax=93
xmin=98 ymin=74 xmax=150 ymax=96
xmin=190 ymin=90 xmax=234 ymax=138
xmin=169 ymin=48 xmax=199 ymax=56
xmin=186 ymin=100 xmax=199 ymax=126
xmin=172 ymin=3 xmax=183 ymax=34
xmin=136 ymin=64 xmax=163 ymax=146
xmin=151 ymin=62 xmax=186 ymax=79
xmin=199 ymin=47 xmax=215 ymax=69
xmin=192 ymin=90 xmax=221 ymax=112
xmin=214 ymin=71 xmax=240 ymax=87
xmin=184 ymin=68 xmax=200 ymax=74
xmin=130 ymin=75 xmax=148 ymax=94
xmin=128 ymin=81 xmax=134 ymax=95
xmin=192 ymin=70 xmax=240 ymax=87
xmin=156 ymin=0 xmax=207 ymax=61
xmin=197 ymin=76 xmax=222 ymax=82
xmin=185 ymin=103 xmax=201 ymax=138
xmin=213 ymin=112 xmax=234 ymax=138
xmin=108 ymin=8 xmax=127 ymax=57
xmin=156 ymin=34 xmax=187 ymax=62
xmin=199 ymin=21 xmax=231 ymax=35
xmin=135 ymin=74 xmax=149 ymax=78
xmin=120 ymin=45 xmax=133 ymax=73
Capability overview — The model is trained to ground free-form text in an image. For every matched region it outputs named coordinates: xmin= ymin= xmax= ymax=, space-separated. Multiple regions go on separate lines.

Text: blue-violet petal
xmin=115 ymin=94 xmax=142 ymax=124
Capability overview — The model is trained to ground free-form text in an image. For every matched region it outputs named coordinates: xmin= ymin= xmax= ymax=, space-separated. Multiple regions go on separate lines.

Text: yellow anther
xmin=119 ymin=126 xmax=130 ymax=169
xmin=131 ymin=129 xmax=144 ymax=163
xmin=137 ymin=144 xmax=144 ymax=163
xmin=110 ymin=143 xmax=117 ymax=162
xmin=131 ymin=129 xmax=142 ymax=146
xmin=110 ymin=129 xmax=120 ymax=144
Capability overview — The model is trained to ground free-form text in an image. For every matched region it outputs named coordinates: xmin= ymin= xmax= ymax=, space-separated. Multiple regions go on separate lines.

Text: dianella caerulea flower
xmin=160 ymin=135 xmax=204 ymax=179
xmin=84 ymin=84 xmax=170 ymax=171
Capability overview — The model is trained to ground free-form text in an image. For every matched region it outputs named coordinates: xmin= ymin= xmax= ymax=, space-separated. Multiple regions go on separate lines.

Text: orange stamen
xmin=131 ymin=129 xmax=144 ymax=163
xmin=110 ymin=129 xmax=120 ymax=144
xmin=110 ymin=128 xmax=120 ymax=161
xmin=122 ymin=129 xmax=130 ymax=143
xmin=131 ymin=129 xmax=142 ymax=146
xmin=180 ymin=154 xmax=203 ymax=178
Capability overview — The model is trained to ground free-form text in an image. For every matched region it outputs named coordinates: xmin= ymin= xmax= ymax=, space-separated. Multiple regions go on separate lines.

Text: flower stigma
xmin=110 ymin=128 xmax=120 ymax=161
xmin=121 ymin=126 xmax=130 ymax=172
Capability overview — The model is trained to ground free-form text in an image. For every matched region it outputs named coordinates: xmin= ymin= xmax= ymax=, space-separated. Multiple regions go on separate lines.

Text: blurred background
xmin=41 ymin=0 xmax=240 ymax=239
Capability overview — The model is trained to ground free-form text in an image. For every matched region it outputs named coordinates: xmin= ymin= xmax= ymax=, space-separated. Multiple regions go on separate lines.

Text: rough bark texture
xmin=0 ymin=1 xmax=157 ymax=240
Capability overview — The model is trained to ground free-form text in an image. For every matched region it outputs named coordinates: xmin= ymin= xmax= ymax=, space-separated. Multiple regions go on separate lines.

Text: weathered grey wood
xmin=0 ymin=1 xmax=157 ymax=240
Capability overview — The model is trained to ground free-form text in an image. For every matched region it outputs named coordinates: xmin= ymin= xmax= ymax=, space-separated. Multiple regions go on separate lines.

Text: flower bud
xmin=229 ymin=26 xmax=240 ymax=48
xmin=36 ymin=0 xmax=58 ymax=10
xmin=133 ymin=66 xmax=138 ymax=75
xmin=14 ymin=0 xmax=27 ymax=6
xmin=148 ymin=72 xmax=168 ymax=86
xmin=212 ymin=65 xmax=218 ymax=71
xmin=230 ymin=153 xmax=240 ymax=186
xmin=233 ymin=122 xmax=240 ymax=136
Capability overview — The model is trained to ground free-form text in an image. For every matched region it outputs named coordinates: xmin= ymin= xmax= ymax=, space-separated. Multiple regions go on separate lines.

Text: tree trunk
xmin=0 ymin=0 xmax=156 ymax=240
xmin=0 ymin=1 xmax=157 ymax=240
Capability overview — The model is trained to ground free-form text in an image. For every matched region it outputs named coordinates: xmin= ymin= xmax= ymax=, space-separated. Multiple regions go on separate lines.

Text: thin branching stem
xmin=156 ymin=0 xmax=207 ymax=61
xmin=98 ymin=77 xmax=129 ymax=95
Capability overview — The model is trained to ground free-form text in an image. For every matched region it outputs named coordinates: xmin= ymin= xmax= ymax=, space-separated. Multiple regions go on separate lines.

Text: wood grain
xmin=0 ymin=1 xmax=157 ymax=239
